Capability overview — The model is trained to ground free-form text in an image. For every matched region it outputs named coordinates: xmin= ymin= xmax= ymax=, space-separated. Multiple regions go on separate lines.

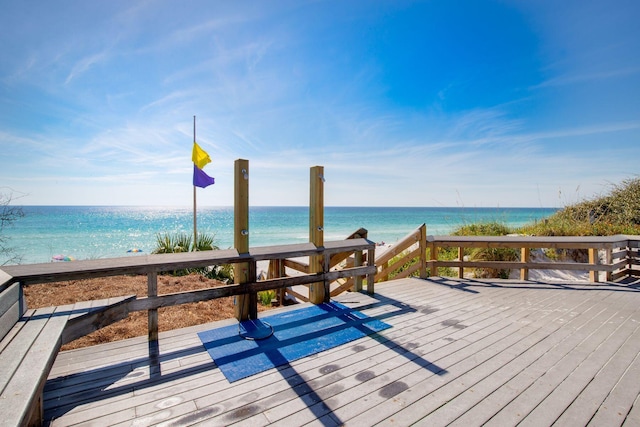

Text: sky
xmin=1 ymin=0 xmax=638 ymax=208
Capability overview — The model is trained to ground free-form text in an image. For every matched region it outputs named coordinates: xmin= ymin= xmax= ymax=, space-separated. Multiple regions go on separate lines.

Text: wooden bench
xmin=0 ymin=278 xmax=135 ymax=426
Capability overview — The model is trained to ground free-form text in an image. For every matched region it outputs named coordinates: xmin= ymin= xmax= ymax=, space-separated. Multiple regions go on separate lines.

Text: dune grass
xmin=434 ymin=177 xmax=640 ymax=278
xmin=520 ymin=177 xmax=640 ymax=236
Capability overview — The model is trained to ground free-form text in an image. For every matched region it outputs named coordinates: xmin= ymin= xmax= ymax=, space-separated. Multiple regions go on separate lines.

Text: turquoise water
xmin=3 ymin=206 xmax=557 ymax=265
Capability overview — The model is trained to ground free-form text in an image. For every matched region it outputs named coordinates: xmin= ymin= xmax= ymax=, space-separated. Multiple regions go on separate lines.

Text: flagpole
xmin=193 ymin=115 xmax=197 ymax=252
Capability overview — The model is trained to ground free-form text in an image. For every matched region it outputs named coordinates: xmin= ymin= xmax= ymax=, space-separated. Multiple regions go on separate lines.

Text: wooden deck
xmin=44 ymin=277 xmax=640 ymax=426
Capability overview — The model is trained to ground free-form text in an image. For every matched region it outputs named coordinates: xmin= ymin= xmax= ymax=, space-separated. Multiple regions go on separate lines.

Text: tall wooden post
xmin=419 ymin=224 xmax=428 ymax=279
xmin=234 ymin=159 xmax=254 ymax=320
xmin=147 ymin=271 xmax=158 ymax=341
xmin=309 ymin=166 xmax=325 ymax=304
xmin=147 ymin=270 xmax=160 ymax=368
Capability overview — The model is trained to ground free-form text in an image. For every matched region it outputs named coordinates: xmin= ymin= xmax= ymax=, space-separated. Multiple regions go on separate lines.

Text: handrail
xmin=372 ymin=227 xmax=639 ymax=283
xmin=268 ymin=228 xmax=373 ymax=300
xmin=427 ymin=234 xmax=635 ymax=248
xmin=0 ymin=239 xmax=376 ymax=343
xmin=1 ymin=240 xmax=374 ymax=286
xmin=427 ymin=234 xmax=639 ymax=282
xmin=375 ymin=224 xmax=427 ymax=282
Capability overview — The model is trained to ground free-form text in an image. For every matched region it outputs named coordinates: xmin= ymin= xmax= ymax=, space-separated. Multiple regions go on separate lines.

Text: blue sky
xmin=1 ymin=0 xmax=638 ymax=207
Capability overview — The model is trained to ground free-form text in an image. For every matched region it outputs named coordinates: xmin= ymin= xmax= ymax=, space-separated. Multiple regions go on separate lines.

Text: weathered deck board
xmin=44 ymin=277 xmax=640 ymax=426
xmin=398 ymin=290 xmax=634 ymax=427
xmin=333 ymin=288 xmax=615 ymax=426
xmin=266 ymin=284 xmax=566 ymax=426
xmin=430 ymin=292 xmax=633 ymax=426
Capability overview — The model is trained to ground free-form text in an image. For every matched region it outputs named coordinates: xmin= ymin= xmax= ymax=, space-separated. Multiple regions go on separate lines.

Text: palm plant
xmin=152 ymin=233 xmax=193 ymax=254
xmin=152 ymin=232 xmax=232 ymax=281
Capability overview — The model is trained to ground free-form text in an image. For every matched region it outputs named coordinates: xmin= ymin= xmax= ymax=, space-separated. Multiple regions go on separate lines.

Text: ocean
xmin=3 ymin=206 xmax=557 ymax=265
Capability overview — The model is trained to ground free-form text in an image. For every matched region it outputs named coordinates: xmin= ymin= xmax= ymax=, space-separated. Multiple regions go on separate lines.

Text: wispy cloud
xmin=64 ymin=50 xmax=111 ymax=84
xmin=532 ymin=66 xmax=640 ymax=89
xmin=494 ymin=120 xmax=640 ymax=147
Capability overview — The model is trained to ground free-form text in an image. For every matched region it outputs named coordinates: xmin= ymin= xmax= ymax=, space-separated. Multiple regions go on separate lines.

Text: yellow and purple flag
xmin=193 ymin=165 xmax=215 ymax=188
xmin=192 ymin=142 xmax=211 ymax=169
xmin=192 ymin=143 xmax=215 ymax=188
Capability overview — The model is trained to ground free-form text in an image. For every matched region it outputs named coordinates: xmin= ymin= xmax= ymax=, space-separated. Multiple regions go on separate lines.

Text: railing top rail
xmin=323 ymin=238 xmax=375 ymax=254
xmin=427 ymin=234 xmax=636 ymax=246
xmin=0 ymin=249 xmax=237 ymax=288
xmin=375 ymin=224 xmax=425 ymax=265
xmin=0 ymin=239 xmax=374 ymax=288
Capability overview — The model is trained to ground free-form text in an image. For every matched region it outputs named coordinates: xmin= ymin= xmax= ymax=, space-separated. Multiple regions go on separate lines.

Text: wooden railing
xmin=0 ymin=239 xmax=376 ymax=343
xmin=2 ymin=228 xmax=637 ymax=343
xmin=427 ymin=234 xmax=639 ymax=282
xmin=373 ymin=224 xmax=639 ymax=283
xmin=375 ymin=224 xmax=428 ymax=282
xmin=276 ymin=228 xmax=374 ymax=301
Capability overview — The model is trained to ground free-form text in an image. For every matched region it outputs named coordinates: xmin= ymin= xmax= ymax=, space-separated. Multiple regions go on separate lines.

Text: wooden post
xmin=458 ymin=247 xmax=464 ymax=278
xmin=520 ymin=247 xmax=530 ymax=281
xmin=366 ymin=246 xmax=375 ymax=294
xmin=247 ymin=261 xmax=257 ymax=318
xmin=380 ymin=259 xmax=389 ymax=282
xmin=353 ymin=250 xmax=363 ymax=292
xmin=418 ymin=224 xmax=428 ymax=279
xmin=147 ymin=271 xmax=158 ymax=341
xmin=309 ymin=166 xmax=325 ymax=304
xmin=269 ymin=259 xmax=286 ymax=304
xmin=323 ymin=253 xmax=331 ymax=301
xmin=605 ymin=248 xmax=613 ymax=281
xmin=429 ymin=243 xmax=438 ymax=277
xmin=234 ymin=159 xmax=254 ymax=320
xmin=589 ymin=247 xmax=599 ymax=283
xmin=147 ymin=270 xmax=160 ymax=370
xmin=626 ymin=242 xmax=633 ymax=279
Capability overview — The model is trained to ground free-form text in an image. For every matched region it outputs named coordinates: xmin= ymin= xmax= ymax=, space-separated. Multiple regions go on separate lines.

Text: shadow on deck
xmin=45 ymin=277 xmax=640 ymax=426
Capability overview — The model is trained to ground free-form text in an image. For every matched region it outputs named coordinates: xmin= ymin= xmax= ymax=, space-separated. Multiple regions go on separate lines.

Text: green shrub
xmin=383 ymin=251 xmax=419 ymax=280
xmin=453 ymin=221 xmax=514 ymax=236
xmin=152 ymin=232 xmax=232 ymax=281
xmin=203 ymin=263 xmax=234 ymax=282
xmin=193 ymin=233 xmax=217 ymax=251
xmin=468 ymin=246 xmax=519 ymax=279
xmin=428 ymin=246 xmax=459 ymax=277
xmin=153 ymin=233 xmax=192 ymax=254
xmin=449 ymin=221 xmax=517 ymax=279
xmin=258 ymin=290 xmax=276 ymax=306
